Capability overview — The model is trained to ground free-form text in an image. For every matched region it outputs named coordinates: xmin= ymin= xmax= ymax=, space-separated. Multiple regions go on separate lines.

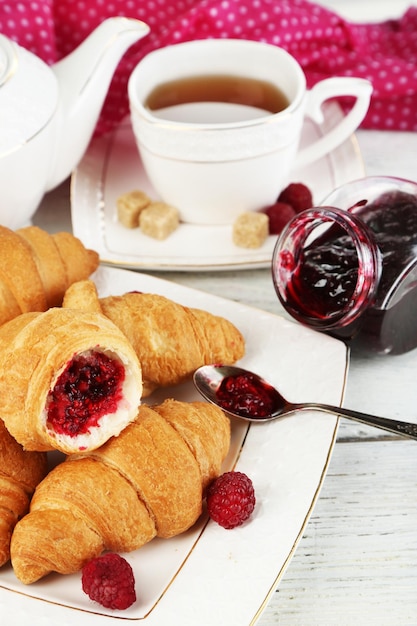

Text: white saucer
xmin=71 ymin=104 xmax=364 ymax=271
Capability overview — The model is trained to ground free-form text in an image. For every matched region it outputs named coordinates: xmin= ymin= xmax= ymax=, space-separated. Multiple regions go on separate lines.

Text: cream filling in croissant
xmin=41 ymin=349 xmax=141 ymax=452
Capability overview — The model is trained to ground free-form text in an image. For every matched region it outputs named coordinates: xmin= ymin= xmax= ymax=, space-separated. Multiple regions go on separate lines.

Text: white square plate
xmin=0 ymin=267 xmax=348 ymax=625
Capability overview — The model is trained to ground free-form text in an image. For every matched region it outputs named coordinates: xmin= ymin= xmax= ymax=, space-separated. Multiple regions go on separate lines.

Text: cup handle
xmin=294 ymin=77 xmax=373 ymax=169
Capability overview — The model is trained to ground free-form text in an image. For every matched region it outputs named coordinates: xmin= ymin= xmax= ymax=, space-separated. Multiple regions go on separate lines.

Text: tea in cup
xmin=128 ymin=39 xmax=372 ymax=225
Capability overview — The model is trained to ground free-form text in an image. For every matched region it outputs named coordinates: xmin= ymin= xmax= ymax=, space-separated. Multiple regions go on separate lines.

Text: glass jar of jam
xmin=272 ymin=176 xmax=417 ymax=355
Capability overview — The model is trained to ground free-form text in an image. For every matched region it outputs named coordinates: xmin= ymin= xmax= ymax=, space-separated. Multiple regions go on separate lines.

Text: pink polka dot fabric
xmin=2 ymin=0 xmax=417 ymax=134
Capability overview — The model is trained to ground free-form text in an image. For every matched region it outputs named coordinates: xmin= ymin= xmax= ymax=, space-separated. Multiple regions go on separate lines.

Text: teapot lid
xmin=0 ymin=35 xmax=58 ymax=155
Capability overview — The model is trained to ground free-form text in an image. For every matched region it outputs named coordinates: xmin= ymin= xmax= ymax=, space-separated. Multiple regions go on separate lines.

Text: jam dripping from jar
xmin=285 ymin=229 xmax=360 ymax=320
xmin=274 ymin=189 xmax=417 ymax=354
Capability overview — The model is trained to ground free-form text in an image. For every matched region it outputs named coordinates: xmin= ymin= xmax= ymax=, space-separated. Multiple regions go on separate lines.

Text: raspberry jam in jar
xmin=272 ymin=177 xmax=417 ymax=354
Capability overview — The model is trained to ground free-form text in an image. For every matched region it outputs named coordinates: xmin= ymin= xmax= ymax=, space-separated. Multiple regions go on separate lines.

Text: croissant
xmin=63 ymin=280 xmax=246 ymax=396
xmin=0 ymin=420 xmax=48 ymax=567
xmin=10 ymin=399 xmax=230 ymax=584
xmin=0 ymin=307 xmax=142 ymax=454
xmin=0 ymin=225 xmax=99 ymax=325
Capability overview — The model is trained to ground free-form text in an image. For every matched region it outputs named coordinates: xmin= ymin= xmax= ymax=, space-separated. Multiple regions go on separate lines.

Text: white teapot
xmin=0 ymin=17 xmax=149 ymax=229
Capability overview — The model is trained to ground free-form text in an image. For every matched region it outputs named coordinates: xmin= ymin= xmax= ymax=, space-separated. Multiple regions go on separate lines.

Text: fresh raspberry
xmin=278 ymin=182 xmax=313 ymax=213
xmin=206 ymin=471 xmax=256 ymax=529
xmin=262 ymin=202 xmax=296 ymax=235
xmin=81 ymin=553 xmax=136 ymax=610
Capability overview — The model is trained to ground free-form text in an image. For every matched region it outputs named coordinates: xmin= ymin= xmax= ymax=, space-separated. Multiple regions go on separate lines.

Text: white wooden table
xmin=33 ymin=2 xmax=417 ymax=624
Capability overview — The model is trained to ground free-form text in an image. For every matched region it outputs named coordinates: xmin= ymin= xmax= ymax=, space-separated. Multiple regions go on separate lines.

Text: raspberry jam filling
xmin=216 ymin=372 xmax=277 ymax=418
xmin=46 ymin=351 xmax=125 ymax=437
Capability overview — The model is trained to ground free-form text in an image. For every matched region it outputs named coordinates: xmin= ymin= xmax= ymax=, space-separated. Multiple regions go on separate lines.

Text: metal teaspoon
xmin=193 ymin=364 xmax=417 ymax=440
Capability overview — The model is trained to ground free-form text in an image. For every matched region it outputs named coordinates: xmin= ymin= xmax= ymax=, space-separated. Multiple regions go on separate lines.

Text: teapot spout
xmin=46 ymin=17 xmax=150 ymax=191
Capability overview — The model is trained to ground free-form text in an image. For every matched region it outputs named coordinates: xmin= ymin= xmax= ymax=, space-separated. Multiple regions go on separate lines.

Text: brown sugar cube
xmin=139 ymin=202 xmax=180 ymax=240
xmin=116 ymin=190 xmax=151 ymax=228
xmin=232 ymin=212 xmax=269 ymax=248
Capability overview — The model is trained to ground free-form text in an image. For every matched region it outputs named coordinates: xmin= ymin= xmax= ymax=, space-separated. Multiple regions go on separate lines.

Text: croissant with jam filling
xmin=10 ymin=399 xmax=231 ymax=584
xmin=0 ymin=307 xmax=142 ymax=454
xmin=63 ymin=280 xmax=246 ymax=396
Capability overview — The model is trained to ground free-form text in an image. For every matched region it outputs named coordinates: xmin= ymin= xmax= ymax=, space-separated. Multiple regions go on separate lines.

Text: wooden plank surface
xmin=259 ymin=439 xmax=417 ymax=626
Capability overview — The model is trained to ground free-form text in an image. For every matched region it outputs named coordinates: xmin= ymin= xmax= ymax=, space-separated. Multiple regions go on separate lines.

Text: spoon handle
xmin=295 ymin=403 xmax=417 ymax=440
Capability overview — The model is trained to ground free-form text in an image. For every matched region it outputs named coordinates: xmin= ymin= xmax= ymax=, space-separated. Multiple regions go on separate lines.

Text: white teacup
xmin=128 ymin=39 xmax=372 ymax=225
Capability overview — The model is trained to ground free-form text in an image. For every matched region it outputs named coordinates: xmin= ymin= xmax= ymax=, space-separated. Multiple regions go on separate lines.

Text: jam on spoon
xmin=215 ymin=370 xmax=279 ymax=418
xmin=193 ymin=365 xmax=417 ymax=440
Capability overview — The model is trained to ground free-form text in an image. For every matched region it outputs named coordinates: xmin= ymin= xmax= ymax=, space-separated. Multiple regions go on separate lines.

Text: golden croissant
xmin=0 ymin=307 xmax=142 ymax=454
xmin=0 ymin=225 xmax=99 ymax=326
xmin=63 ymin=280 xmax=246 ymax=396
xmin=10 ymin=399 xmax=231 ymax=584
xmin=0 ymin=421 xmax=48 ymax=567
